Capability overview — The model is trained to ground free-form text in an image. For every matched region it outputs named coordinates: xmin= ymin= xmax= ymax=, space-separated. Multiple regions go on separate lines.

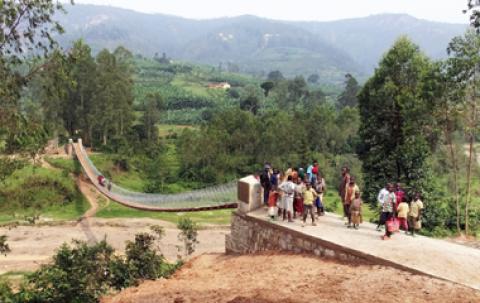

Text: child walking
xmin=396 ymin=198 xmax=409 ymax=233
xmin=349 ymin=191 xmax=363 ymax=229
xmin=302 ymin=182 xmax=318 ymax=227
xmin=267 ymin=189 xmax=278 ymax=220
xmin=408 ymin=193 xmax=424 ymax=236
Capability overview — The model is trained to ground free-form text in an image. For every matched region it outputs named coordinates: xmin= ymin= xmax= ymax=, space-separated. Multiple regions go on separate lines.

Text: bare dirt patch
xmin=103 ymin=253 xmax=480 ymax=303
xmin=0 ymin=218 xmax=228 ymax=274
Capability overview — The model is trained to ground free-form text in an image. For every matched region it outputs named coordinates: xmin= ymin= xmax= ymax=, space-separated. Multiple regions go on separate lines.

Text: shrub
xmin=1 ymin=231 xmax=182 ymax=302
xmin=0 ymin=235 xmax=10 ymax=256
xmin=177 ymin=218 xmax=199 ymax=257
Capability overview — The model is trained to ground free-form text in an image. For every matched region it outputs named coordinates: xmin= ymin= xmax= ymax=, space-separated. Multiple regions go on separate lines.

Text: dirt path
xmin=41 ymin=155 xmax=102 ymax=244
xmin=77 ymin=178 xmax=100 ymax=219
xmin=0 ymin=218 xmax=228 ymax=274
xmin=102 ymin=253 xmax=480 ymax=303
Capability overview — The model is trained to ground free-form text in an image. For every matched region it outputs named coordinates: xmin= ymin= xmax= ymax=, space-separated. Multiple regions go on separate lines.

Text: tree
xmin=465 ymin=0 xmax=480 ymax=32
xmin=307 ymin=73 xmax=320 ymax=84
xmin=240 ymin=95 xmax=260 ymax=115
xmin=357 ymin=37 xmax=438 ymax=203
xmin=0 ymin=0 xmax=71 ymax=61
xmin=272 ymin=76 xmax=308 ymax=110
xmin=433 ymin=61 xmax=463 ymax=233
xmin=260 ymin=81 xmax=274 ymax=97
xmin=16 ymin=119 xmax=49 ymax=169
xmin=240 ymin=85 xmax=263 ymax=115
xmin=154 ymin=52 xmax=170 ymax=64
xmin=65 ymin=40 xmax=97 ymax=145
xmin=337 ymin=73 xmax=360 ymax=109
xmin=29 ymin=50 xmax=71 ymax=137
xmin=303 ymin=89 xmax=326 ymax=110
xmin=0 ymin=0 xmax=71 ymax=148
xmin=267 ymin=70 xmax=284 ymax=82
xmin=94 ymin=49 xmax=118 ymax=146
xmin=142 ymin=93 xmax=164 ymax=141
xmin=447 ymin=30 xmax=480 ymax=235
xmin=113 ymin=46 xmax=135 ymax=136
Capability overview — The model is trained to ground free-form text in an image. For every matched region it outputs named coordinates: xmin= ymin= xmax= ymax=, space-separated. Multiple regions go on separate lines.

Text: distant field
xmin=133 ymin=58 xmax=255 ymax=124
xmin=156 ymin=124 xmax=197 ymax=138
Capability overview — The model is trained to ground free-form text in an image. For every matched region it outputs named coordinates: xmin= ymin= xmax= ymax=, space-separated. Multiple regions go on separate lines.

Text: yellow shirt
xmin=397 ymin=202 xmax=409 ymax=218
xmin=408 ymin=200 xmax=424 ymax=218
xmin=303 ymin=188 xmax=317 ymax=205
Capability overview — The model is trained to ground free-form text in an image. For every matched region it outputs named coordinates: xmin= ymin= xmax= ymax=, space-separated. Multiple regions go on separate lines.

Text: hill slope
xmin=297 ymin=14 xmax=466 ymax=71
xmin=56 ymin=5 xmax=467 ymax=83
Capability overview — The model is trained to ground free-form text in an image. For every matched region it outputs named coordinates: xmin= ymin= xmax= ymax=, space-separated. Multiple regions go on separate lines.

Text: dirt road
xmin=0 ymin=218 xmax=228 ymax=274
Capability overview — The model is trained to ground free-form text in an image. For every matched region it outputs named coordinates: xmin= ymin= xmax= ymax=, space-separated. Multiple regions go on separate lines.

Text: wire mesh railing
xmin=73 ymin=141 xmax=237 ymax=210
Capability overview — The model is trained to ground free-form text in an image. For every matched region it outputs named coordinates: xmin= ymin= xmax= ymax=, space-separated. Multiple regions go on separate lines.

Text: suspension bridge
xmin=71 ymin=139 xmax=238 ymax=212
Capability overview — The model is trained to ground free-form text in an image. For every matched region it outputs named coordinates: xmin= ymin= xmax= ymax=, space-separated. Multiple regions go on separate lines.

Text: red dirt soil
xmin=102 ymin=253 xmax=480 ymax=303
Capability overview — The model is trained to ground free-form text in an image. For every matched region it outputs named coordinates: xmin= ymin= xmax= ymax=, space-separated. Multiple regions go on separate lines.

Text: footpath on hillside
xmin=248 ymin=208 xmax=480 ymax=290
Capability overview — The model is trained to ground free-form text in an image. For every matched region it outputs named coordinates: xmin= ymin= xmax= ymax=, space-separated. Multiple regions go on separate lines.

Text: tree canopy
xmin=357 ymin=37 xmax=438 ymax=202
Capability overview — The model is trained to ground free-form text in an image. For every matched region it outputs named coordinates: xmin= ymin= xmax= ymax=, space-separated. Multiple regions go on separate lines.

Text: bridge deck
xmin=248 ymin=208 xmax=480 ymax=291
xmin=72 ymin=142 xmax=236 ymax=212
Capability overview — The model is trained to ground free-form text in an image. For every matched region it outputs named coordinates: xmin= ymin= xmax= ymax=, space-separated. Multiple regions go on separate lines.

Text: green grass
xmin=44 ymin=157 xmax=80 ymax=174
xmin=89 ymin=154 xmax=147 ymax=192
xmin=96 ymin=201 xmax=233 ymax=226
xmin=156 ymin=124 xmax=197 ymax=138
xmin=171 ymin=76 xmax=211 ymax=98
xmin=89 ymin=145 xmax=202 ymax=194
xmin=0 ymin=271 xmax=31 ymax=286
xmin=0 ymin=165 xmax=89 ymax=224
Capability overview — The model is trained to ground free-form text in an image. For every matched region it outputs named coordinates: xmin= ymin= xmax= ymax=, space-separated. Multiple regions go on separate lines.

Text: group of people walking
xmin=260 ymin=162 xmax=424 ymax=240
xmin=339 ymin=167 xmax=424 ymax=240
xmin=260 ymin=161 xmax=326 ymax=227
xmin=375 ymin=183 xmax=424 ymax=240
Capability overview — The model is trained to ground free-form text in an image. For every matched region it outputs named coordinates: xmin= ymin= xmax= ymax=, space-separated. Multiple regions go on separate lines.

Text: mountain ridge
xmin=55 ymin=4 xmax=468 ymax=84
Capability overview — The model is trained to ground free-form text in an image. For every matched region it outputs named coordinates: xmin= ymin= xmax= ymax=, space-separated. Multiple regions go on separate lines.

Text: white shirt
xmin=280 ymin=181 xmax=296 ymax=197
xmin=377 ymin=188 xmax=389 ymax=206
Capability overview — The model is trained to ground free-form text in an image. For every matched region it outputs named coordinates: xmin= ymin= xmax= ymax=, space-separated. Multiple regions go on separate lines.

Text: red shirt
xmin=395 ymin=190 xmax=405 ymax=207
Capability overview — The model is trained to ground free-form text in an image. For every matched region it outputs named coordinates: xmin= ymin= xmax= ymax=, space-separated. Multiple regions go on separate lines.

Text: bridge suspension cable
xmin=72 ymin=140 xmax=237 ymax=211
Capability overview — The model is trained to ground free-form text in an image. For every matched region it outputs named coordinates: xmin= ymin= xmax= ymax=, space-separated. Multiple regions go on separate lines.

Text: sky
xmin=72 ymin=0 xmax=470 ymax=24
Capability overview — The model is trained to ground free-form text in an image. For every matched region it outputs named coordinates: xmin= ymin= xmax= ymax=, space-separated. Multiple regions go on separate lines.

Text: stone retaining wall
xmin=225 ymin=211 xmax=370 ymax=264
